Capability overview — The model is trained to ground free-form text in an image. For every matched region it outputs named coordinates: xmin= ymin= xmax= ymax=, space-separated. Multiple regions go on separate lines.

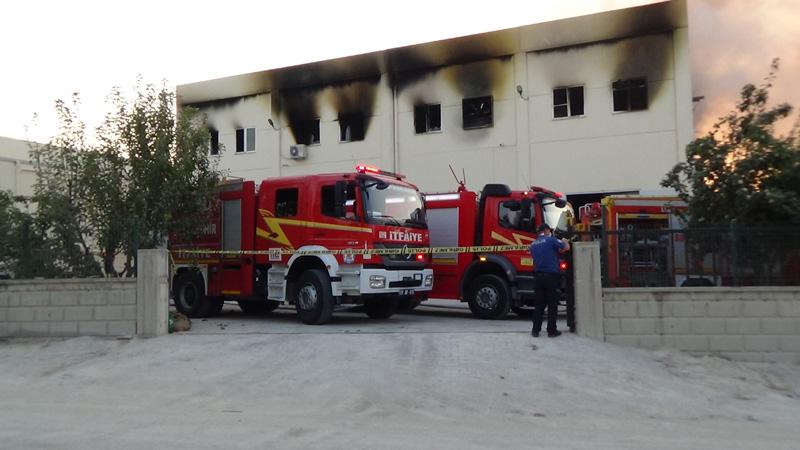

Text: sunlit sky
xmin=1 ymin=0 xmax=797 ymax=144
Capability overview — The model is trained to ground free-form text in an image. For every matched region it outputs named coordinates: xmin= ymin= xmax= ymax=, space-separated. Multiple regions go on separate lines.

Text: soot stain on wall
xmin=273 ymin=74 xmax=380 ymax=141
xmin=279 ymin=87 xmax=322 ymax=144
xmin=184 ymin=94 xmax=260 ymax=111
xmin=328 ymin=76 xmax=380 ymax=134
xmin=444 ymin=56 xmax=512 ymax=98
xmin=610 ymin=32 xmax=671 ymax=102
xmin=386 ymin=32 xmax=515 ymax=93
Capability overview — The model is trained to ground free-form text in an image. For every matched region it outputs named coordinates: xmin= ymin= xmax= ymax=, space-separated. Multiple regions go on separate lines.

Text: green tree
xmin=24 ymin=81 xmax=224 ymax=278
xmin=0 ymin=192 xmax=57 ymax=278
xmin=29 ymin=94 xmax=102 ymax=277
xmin=662 ymin=59 xmax=800 ymax=225
xmin=95 ymin=82 xmax=223 ymax=276
xmin=0 ymin=191 xmax=15 ymax=275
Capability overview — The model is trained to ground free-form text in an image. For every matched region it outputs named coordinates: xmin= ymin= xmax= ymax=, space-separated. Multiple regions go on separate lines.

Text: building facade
xmin=177 ymin=0 xmax=691 ymax=206
xmin=0 ymin=137 xmax=36 ymax=198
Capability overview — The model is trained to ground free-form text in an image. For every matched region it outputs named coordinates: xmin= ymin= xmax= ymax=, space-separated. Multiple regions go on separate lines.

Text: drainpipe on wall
xmin=392 ymin=85 xmax=399 ymax=172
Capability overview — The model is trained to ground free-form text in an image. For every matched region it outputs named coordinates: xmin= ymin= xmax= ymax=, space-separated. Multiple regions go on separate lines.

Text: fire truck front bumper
xmin=358 ymin=268 xmax=434 ymax=295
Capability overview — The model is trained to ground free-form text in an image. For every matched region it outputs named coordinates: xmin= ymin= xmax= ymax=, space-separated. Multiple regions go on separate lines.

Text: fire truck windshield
xmin=363 ymin=183 xmax=426 ymax=228
xmin=542 ymin=200 xmax=574 ymax=233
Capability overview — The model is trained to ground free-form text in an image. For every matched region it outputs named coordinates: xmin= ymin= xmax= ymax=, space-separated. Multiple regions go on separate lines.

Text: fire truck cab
xmin=425 ymin=184 xmax=574 ymax=319
xmin=170 ymin=166 xmax=434 ymax=325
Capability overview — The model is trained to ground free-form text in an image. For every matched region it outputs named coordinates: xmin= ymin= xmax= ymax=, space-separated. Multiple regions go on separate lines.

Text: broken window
xmin=209 ymin=128 xmax=220 ymax=155
xmin=612 ymin=78 xmax=648 ymax=112
xmin=553 ymin=86 xmax=584 ymax=118
xmin=414 ymin=103 xmax=442 ymax=134
xmin=294 ymin=119 xmax=320 ymax=145
xmin=275 ymin=188 xmax=298 ymax=217
xmin=462 ymin=96 xmax=493 ymax=129
xmin=235 ymin=127 xmax=256 ymax=153
xmin=339 ymin=113 xmax=365 ymax=142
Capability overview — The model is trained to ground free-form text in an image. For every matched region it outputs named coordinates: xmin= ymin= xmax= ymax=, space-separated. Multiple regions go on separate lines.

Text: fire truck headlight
xmin=424 ymin=274 xmax=433 ymax=287
xmin=369 ymin=275 xmax=386 ymax=289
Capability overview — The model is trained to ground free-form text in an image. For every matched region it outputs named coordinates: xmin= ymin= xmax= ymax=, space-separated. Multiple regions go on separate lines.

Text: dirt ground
xmin=1 ymin=301 xmax=799 ymax=449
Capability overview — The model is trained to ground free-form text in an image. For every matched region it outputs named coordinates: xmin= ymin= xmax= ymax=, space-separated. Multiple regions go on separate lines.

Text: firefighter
xmin=529 ymin=223 xmax=570 ymax=337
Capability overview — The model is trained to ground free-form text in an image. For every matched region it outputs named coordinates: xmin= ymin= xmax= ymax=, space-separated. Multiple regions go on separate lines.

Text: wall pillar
xmin=136 ymin=249 xmax=169 ymax=337
xmin=573 ymin=241 xmax=604 ymax=340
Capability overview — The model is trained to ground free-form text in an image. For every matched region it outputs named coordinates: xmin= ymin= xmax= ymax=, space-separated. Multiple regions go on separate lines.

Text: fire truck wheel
xmin=364 ymin=297 xmax=399 ymax=319
xmin=173 ymin=272 xmax=211 ymax=318
xmin=294 ymin=269 xmax=334 ymax=325
xmin=237 ymin=300 xmax=280 ymax=314
xmin=467 ymin=274 xmax=510 ymax=320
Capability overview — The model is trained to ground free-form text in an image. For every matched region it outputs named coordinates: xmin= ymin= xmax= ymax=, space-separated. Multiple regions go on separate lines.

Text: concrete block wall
xmin=603 ymin=288 xmax=800 ymax=363
xmin=0 ymin=279 xmax=138 ymax=337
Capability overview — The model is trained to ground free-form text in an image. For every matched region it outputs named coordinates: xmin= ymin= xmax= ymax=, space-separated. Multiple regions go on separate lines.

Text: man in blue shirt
xmin=529 ymin=223 xmax=570 ymax=337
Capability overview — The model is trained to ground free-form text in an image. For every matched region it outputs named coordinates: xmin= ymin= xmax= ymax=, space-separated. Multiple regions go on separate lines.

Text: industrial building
xmin=176 ymin=0 xmax=692 ymax=207
xmin=0 ymin=136 xmax=36 ymax=198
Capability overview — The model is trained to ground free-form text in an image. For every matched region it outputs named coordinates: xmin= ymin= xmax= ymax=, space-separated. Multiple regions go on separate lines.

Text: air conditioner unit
xmin=289 ymin=144 xmax=307 ymax=160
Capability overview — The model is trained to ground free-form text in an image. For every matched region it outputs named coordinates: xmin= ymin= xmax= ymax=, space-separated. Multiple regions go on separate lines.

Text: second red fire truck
xmin=424 ymin=182 xmax=574 ymax=320
xmin=170 ymin=165 xmax=434 ymax=325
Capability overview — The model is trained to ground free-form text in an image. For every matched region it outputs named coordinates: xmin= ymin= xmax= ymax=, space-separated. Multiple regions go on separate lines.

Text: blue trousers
xmin=532 ymin=272 xmax=561 ymax=333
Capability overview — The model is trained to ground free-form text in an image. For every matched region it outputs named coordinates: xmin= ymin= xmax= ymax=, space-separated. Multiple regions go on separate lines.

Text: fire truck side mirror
xmin=334 ymin=180 xmax=347 ymax=218
xmin=555 ymin=198 xmax=567 ymax=208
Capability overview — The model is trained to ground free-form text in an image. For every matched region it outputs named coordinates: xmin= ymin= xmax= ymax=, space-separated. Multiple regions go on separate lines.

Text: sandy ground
xmin=1 ymin=300 xmax=799 ymax=450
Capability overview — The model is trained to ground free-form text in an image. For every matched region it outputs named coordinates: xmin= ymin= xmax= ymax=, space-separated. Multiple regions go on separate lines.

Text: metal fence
xmin=578 ymin=225 xmax=800 ymax=288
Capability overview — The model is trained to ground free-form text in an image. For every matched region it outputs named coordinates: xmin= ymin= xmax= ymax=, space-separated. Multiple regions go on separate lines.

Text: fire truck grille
xmin=389 ymin=278 xmax=422 ymax=288
xmin=373 ymin=243 xmax=426 ymax=269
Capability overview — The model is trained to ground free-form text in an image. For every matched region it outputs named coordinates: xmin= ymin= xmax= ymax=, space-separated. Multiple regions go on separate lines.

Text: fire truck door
xmin=313 ymin=182 xmax=363 ymax=253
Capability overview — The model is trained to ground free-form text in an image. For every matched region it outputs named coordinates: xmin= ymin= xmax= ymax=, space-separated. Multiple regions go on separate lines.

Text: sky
xmin=1 ymin=0 xmax=798 ymax=144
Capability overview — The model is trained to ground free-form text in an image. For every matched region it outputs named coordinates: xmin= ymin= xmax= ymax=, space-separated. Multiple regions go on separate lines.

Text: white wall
xmin=202 ymin=93 xmax=276 ymax=181
xmin=0 ymin=137 xmax=36 ymax=197
xmin=395 ymin=57 xmax=517 ymax=192
xmin=603 ymin=288 xmax=800 ymax=364
xmin=527 ymin=32 xmax=684 ymax=195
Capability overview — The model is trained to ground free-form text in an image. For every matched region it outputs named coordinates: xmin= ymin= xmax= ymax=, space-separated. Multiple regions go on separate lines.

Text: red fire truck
xmin=424 ymin=182 xmax=574 ymax=319
xmin=170 ymin=165 xmax=434 ymax=325
xmin=577 ymin=195 xmax=717 ymax=287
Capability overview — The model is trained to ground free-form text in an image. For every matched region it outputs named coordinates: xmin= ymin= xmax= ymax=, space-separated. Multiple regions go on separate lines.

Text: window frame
xmin=497 ymin=203 xmax=533 ymax=231
xmin=552 ymin=85 xmax=585 ymax=119
xmin=235 ymin=127 xmax=257 ymax=153
xmin=414 ymin=103 xmax=442 ymax=134
xmin=462 ymin=96 xmax=493 ymax=130
xmin=612 ymin=77 xmax=648 ymax=113
xmin=338 ymin=113 xmax=366 ymax=143
xmin=320 ymin=182 xmax=359 ymax=221
xmin=274 ymin=188 xmax=299 ymax=218
xmin=209 ymin=128 xmax=220 ymax=155
xmin=296 ymin=118 xmax=321 ymax=146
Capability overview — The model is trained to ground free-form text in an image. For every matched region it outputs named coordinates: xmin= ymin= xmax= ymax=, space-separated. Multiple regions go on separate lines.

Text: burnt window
xmin=613 ymin=78 xmax=648 ymax=112
xmin=275 ymin=188 xmax=298 ymax=217
xmin=321 ymin=183 xmax=358 ymax=219
xmin=209 ymin=128 xmax=220 ymax=155
xmin=339 ymin=113 xmax=365 ymax=142
xmin=553 ymin=86 xmax=584 ymax=118
xmin=414 ymin=104 xmax=442 ymax=134
xmin=294 ymin=119 xmax=320 ymax=145
xmin=462 ymin=96 xmax=493 ymax=129
xmin=235 ymin=127 xmax=256 ymax=153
